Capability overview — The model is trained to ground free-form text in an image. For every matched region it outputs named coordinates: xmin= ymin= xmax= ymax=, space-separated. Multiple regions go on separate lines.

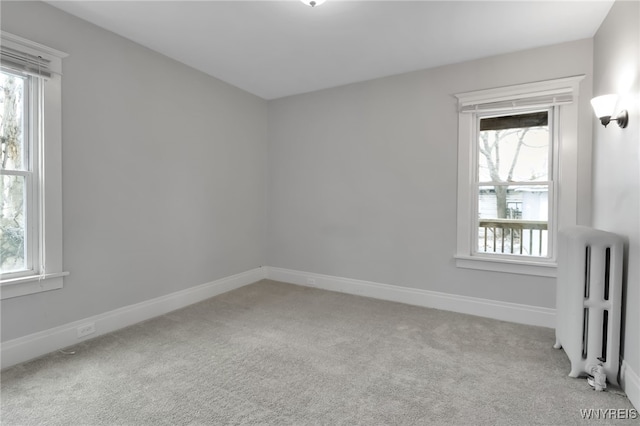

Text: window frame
xmin=0 ymin=31 xmax=68 ymax=299
xmin=454 ymin=76 xmax=584 ymax=277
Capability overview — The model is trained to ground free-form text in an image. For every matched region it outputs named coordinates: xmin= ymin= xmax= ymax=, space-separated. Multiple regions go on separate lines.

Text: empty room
xmin=1 ymin=0 xmax=638 ymax=424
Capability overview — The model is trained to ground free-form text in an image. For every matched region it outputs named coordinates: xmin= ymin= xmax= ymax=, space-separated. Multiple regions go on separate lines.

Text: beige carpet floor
xmin=1 ymin=280 xmax=636 ymax=425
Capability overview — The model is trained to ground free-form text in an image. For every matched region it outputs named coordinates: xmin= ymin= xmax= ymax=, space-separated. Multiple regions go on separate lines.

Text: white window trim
xmin=454 ymin=75 xmax=584 ymax=277
xmin=1 ymin=32 xmax=68 ymax=299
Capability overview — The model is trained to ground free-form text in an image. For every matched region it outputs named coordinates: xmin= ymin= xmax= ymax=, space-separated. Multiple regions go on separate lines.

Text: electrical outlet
xmin=77 ymin=323 xmax=96 ymax=338
xmin=306 ymin=277 xmax=316 ymax=285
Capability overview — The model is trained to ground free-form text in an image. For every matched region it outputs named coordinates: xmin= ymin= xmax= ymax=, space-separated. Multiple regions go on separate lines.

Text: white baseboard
xmin=621 ymin=360 xmax=640 ymax=410
xmin=1 ymin=267 xmax=267 ymax=370
xmin=266 ymin=267 xmax=556 ymax=328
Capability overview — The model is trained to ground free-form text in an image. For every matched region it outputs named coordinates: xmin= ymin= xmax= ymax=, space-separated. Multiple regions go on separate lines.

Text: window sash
xmin=1 ymin=72 xmax=41 ymax=279
xmin=471 ymin=106 xmax=557 ymax=260
xmin=474 ymin=184 xmax=552 ymax=258
xmin=475 ymin=109 xmax=553 ymax=184
xmin=0 ymin=68 xmax=29 ymax=172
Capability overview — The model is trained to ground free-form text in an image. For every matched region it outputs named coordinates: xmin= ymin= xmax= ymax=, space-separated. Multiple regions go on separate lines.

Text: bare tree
xmin=478 ymin=128 xmax=531 ymax=219
xmin=1 ymin=75 xmax=21 ymax=169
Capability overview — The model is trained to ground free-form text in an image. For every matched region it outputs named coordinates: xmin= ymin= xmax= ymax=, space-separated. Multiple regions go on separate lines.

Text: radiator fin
xmin=602 ymin=310 xmax=608 ymax=362
xmin=604 ymin=247 xmax=610 ymax=301
xmin=584 ymin=245 xmax=590 ymax=299
xmin=582 ymin=308 xmax=589 ymax=359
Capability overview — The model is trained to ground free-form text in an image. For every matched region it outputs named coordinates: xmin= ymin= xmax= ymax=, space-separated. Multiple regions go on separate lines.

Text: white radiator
xmin=554 ymin=226 xmax=623 ymax=385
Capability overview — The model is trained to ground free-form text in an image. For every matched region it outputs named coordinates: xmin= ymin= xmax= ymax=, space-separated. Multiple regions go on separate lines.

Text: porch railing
xmin=478 ymin=219 xmax=548 ymax=256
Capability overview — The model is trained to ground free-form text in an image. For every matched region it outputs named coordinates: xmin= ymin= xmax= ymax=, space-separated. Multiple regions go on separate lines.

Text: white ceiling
xmin=45 ymin=0 xmax=614 ymax=100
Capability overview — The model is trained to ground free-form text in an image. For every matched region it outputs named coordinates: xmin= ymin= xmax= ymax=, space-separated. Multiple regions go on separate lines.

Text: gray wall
xmin=2 ymin=1 xmax=618 ymax=354
xmin=267 ymin=39 xmax=594 ymax=309
xmin=1 ymin=1 xmax=268 ymax=341
xmin=592 ymin=0 xmax=640 ymax=386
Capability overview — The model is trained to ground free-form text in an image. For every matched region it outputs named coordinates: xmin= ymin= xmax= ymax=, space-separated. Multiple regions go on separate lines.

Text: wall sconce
xmin=591 ymin=94 xmax=628 ymax=128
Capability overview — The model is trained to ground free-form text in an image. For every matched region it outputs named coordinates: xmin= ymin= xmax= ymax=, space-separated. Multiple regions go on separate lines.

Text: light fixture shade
xmin=590 ymin=94 xmax=619 ymax=119
xmin=300 ymin=0 xmax=326 ymax=6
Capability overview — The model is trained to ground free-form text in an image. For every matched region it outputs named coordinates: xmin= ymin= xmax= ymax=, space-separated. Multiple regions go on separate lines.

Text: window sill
xmin=455 ymin=255 xmax=556 ymax=277
xmin=0 ymin=272 xmax=69 ymax=300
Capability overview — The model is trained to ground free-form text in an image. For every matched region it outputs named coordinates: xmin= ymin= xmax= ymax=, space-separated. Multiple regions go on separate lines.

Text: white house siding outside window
xmin=454 ymin=76 xmax=584 ymax=277
xmin=0 ymin=31 xmax=68 ymax=299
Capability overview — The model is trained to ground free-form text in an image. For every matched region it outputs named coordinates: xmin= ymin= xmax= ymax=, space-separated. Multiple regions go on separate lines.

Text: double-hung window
xmin=1 ymin=68 xmax=36 ymax=275
xmin=454 ymin=76 xmax=584 ymax=277
xmin=1 ymin=31 xmax=68 ymax=299
xmin=476 ymin=108 xmax=554 ymax=258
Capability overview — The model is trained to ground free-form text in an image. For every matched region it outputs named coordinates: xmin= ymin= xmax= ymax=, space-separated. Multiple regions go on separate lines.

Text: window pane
xmin=477 ymin=185 xmax=548 ymax=257
xmin=0 ymin=70 xmax=27 ymax=171
xmin=478 ymin=111 xmax=549 ymax=183
xmin=1 ymin=174 xmax=27 ymax=273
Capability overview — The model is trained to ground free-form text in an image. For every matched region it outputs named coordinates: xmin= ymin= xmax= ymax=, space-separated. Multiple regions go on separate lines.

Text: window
xmin=0 ymin=32 xmax=68 ymax=299
xmin=1 ymin=69 xmax=35 ymax=275
xmin=454 ymin=76 xmax=584 ymax=277
xmin=476 ymin=109 xmax=553 ymax=258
